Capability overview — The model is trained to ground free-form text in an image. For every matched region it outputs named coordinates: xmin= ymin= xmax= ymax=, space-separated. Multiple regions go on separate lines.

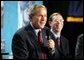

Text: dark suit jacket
xmin=49 ymin=31 xmax=70 ymax=59
xmin=12 ymin=24 xmax=57 ymax=59
xmin=75 ymin=34 xmax=83 ymax=59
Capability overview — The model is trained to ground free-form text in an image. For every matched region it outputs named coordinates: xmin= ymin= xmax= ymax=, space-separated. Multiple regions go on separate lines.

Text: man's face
xmin=31 ymin=7 xmax=47 ymax=29
xmin=51 ymin=15 xmax=64 ymax=32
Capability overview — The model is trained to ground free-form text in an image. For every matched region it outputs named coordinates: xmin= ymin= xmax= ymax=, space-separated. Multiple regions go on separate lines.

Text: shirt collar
xmin=30 ymin=22 xmax=41 ymax=36
xmin=35 ymin=29 xmax=41 ymax=36
xmin=51 ymin=29 xmax=61 ymax=39
xmin=51 ymin=29 xmax=58 ymax=39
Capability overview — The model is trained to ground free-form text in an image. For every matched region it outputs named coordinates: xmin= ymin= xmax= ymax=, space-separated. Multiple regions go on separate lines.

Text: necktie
xmin=38 ymin=30 xmax=43 ymax=47
xmin=38 ymin=30 xmax=46 ymax=59
xmin=57 ymin=37 xmax=60 ymax=47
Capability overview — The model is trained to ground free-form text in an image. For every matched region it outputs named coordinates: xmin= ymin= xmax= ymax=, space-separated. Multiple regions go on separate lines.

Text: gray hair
xmin=49 ymin=12 xmax=63 ymax=21
xmin=29 ymin=4 xmax=47 ymax=19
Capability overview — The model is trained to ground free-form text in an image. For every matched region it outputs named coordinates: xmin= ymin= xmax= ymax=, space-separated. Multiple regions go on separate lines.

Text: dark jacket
xmin=75 ymin=34 xmax=83 ymax=59
xmin=49 ymin=31 xmax=70 ymax=59
xmin=12 ymin=24 xmax=57 ymax=59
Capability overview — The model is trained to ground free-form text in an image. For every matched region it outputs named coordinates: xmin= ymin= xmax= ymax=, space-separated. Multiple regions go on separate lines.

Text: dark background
xmin=43 ymin=1 xmax=83 ymax=58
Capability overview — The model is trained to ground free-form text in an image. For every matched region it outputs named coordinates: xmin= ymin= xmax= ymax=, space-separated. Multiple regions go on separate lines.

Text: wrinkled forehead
xmin=52 ymin=15 xmax=64 ymax=21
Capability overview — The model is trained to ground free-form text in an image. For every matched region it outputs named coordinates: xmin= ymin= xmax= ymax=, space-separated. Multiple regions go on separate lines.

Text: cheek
xmin=33 ymin=17 xmax=39 ymax=23
xmin=45 ymin=17 xmax=47 ymax=21
xmin=60 ymin=23 xmax=63 ymax=27
xmin=51 ymin=23 xmax=56 ymax=29
xmin=32 ymin=18 xmax=38 ymax=26
xmin=59 ymin=23 xmax=63 ymax=30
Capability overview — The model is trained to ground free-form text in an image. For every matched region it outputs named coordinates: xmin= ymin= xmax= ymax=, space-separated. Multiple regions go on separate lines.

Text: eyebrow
xmin=53 ymin=18 xmax=64 ymax=21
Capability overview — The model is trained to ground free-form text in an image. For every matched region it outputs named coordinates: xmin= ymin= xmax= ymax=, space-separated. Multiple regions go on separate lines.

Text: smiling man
xmin=12 ymin=4 xmax=56 ymax=59
xmin=48 ymin=13 xmax=70 ymax=59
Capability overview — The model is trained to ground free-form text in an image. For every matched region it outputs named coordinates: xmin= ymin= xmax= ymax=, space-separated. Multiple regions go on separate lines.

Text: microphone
xmin=46 ymin=29 xmax=50 ymax=40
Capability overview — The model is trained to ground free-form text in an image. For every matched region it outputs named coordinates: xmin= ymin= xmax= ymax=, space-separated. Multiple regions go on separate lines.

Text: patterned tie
xmin=57 ymin=37 xmax=60 ymax=47
xmin=38 ymin=30 xmax=43 ymax=47
xmin=38 ymin=30 xmax=46 ymax=59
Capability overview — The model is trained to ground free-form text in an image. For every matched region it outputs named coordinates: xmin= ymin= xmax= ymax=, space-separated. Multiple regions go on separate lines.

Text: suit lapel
xmin=50 ymin=32 xmax=58 ymax=48
xmin=61 ymin=36 xmax=66 ymax=54
xmin=42 ymin=28 xmax=47 ymax=47
xmin=28 ymin=24 xmax=41 ymax=50
xmin=50 ymin=32 xmax=65 ymax=55
xmin=25 ymin=24 xmax=44 ymax=58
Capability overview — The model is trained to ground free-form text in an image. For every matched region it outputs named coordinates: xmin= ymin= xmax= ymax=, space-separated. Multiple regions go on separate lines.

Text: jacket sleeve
xmin=75 ymin=34 xmax=83 ymax=59
xmin=12 ymin=33 xmax=29 ymax=59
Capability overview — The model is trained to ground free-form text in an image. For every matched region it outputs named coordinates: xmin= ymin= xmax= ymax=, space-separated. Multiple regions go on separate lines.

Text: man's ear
xmin=62 ymin=22 xmax=64 ymax=30
xmin=29 ymin=15 xmax=33 ymax=22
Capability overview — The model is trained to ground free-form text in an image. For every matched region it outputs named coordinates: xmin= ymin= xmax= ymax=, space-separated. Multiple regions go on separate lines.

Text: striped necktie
xmin=57 ymin=37 xmax=60 ymax=47
xmin=38 ymin=30 xmax=46 ymax=59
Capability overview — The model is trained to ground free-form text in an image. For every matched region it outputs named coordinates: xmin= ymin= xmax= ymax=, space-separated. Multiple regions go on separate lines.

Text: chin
xmin=40 ymin=26 xmax=44 ymax=29
xmin=56 ymin=29 xmax=60 ymax=32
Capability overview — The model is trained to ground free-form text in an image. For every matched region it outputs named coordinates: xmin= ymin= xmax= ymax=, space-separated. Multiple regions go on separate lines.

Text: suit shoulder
xmin=61 ymin=36 xmax=69 ymax=42
xmin=43 ymin=26 xmax=49 ymax=30
xmin=14 ymin=26 xmax=27 ymax=36
xmin=77 ymin=34 xmax=83 ymax=41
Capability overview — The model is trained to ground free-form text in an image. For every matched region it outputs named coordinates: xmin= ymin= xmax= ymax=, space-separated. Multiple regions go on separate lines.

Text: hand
xmin=47 ymin=39 xmax=55 ymax=49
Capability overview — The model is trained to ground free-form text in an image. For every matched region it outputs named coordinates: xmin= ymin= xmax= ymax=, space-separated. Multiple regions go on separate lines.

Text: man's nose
xmin=41 ymin=16 xmax=45 ymax=21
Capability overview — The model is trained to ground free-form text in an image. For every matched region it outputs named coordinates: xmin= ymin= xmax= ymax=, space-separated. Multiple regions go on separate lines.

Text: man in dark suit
xmin=75 ymin=34 xmax=83 ymax=59
xmin=12 ymin=4 xmax=56 ymax=59
xmin=48 ymin=13 xmax=70 ymax=59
